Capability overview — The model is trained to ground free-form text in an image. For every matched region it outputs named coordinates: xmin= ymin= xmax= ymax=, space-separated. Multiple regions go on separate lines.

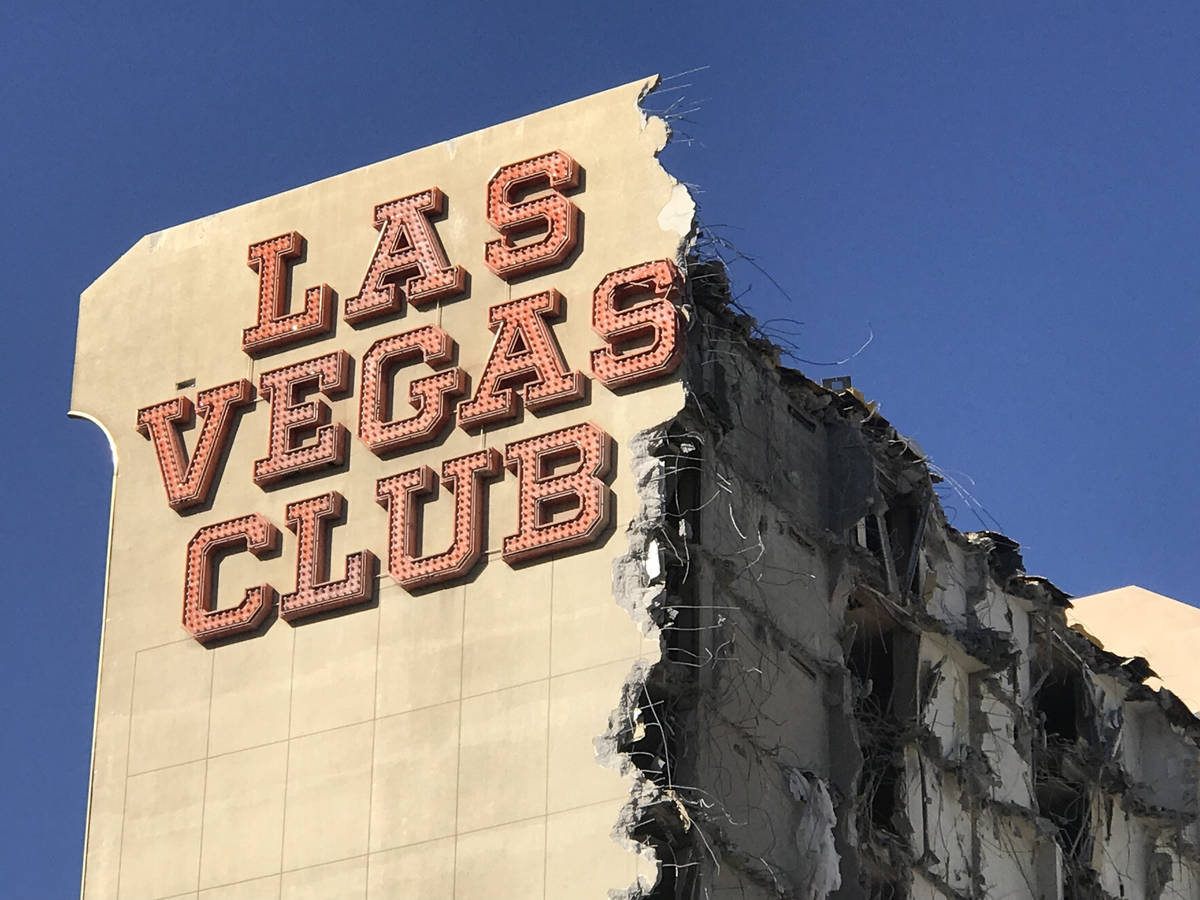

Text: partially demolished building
xmin=71 ymin=79 xmax=1198 ymax=900
xmin=620 ymin=260 xmax=1200 ymax=900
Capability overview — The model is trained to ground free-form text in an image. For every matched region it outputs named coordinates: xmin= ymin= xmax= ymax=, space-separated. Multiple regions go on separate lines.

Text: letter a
xmin=344 ymin=188 xmax=466 ymax=325
xmin=456 ymin=290 xmax=584 ymax=430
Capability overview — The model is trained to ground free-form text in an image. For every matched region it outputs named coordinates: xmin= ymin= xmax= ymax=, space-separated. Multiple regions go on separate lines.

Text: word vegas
xmin=135 ymin=150 xmax=684 ymax=644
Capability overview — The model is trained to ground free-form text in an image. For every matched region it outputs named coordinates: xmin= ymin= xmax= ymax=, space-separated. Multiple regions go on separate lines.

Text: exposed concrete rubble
xmin=608 ymin=258 xmax=1200 ymax=899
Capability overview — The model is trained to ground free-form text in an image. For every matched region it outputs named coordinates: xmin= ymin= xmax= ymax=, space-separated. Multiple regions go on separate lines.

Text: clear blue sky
xmin=4 ymin=3 xmax=1198 ymax=893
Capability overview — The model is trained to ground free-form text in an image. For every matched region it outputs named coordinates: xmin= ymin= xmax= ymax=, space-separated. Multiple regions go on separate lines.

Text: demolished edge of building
xmin=610 ymin=257 xmax=1200 ymax=900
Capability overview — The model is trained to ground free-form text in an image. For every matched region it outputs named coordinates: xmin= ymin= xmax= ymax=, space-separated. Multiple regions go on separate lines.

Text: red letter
xmin=280 ymin=491 xmax=376 ymax=622
xmin=182 ymin=514 xmax=279 ymax=644
xmin=591 ymin=259 xmax=685 ymax=388
xmin=137 ymin=379 xmax=254 ymax=512
xmin=253 ymin=350 xmax=351 ymax=487
xmin=503 ymin=422 xmax=613 ymax=565
xmin=358 ymin=325 xmax=467 ymax=455
xmin=344 ymin=188 xmax=466 ymax=325
xmin=484 ymin=151 xmax=581 ymax=280
xmin=456 ymin=290 xmax=585 ymax=430
xmin=241 ymin=231 xmax=333 ymax=356
xmin=376 ymin=448 xmax=501 ymax=589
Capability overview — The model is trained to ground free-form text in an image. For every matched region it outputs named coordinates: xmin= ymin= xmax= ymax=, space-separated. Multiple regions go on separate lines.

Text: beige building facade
xmin=72 ymin=78 xmax=691 ymax=899
xmin=1068 ymin=586 xmax=1200 ymax=714
xmin=74 ymin=78 xmax=1200 ymax=900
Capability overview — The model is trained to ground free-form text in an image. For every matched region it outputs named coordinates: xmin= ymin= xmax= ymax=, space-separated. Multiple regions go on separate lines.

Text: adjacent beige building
xmin=1069 ymin=586 xmax=1200 ymax=714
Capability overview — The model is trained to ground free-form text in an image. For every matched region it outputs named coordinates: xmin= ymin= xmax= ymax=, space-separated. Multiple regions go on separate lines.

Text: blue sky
xmin=4 ymin=2 xmax=1198 ymax=893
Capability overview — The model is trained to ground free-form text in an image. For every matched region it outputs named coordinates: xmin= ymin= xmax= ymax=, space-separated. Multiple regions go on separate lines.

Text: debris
xmin=607 ymin=257 xmax=1200 ymax=899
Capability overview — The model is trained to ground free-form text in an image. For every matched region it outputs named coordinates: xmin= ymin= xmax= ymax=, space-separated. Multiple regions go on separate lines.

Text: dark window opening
xmin=849 ymin=627 xmax=909 ymax=838
xmin=1033 ymin=663 xmax=1090 ymax=895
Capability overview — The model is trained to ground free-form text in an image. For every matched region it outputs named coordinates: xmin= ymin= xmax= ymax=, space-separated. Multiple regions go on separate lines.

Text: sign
xmin=132 ymin=150 xmax=684 ymax=643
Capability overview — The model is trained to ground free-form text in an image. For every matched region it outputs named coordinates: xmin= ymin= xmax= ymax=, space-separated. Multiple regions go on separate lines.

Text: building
xmin=1067 ymin=586 xmax=1200 ymax=714
xmin=71 ymin=78 xmax=1200 ymax=899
